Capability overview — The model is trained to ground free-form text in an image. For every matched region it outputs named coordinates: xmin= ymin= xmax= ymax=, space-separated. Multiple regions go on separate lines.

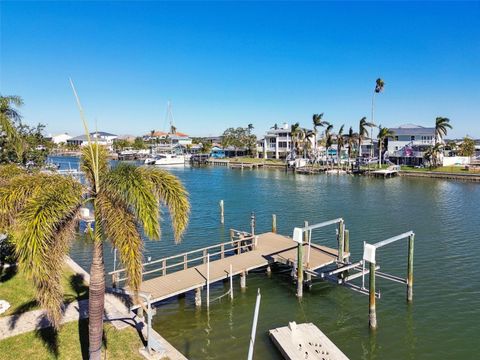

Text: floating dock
xmin=269 ymin=322 xmax=349 ymax=360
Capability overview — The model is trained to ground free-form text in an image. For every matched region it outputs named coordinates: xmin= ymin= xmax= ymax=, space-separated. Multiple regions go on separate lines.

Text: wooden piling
xmin=219 ymin=200 xmax=224 ymax=224
xmin=344 ymin=229 xmax=350 ymax=263
xmin=266 ymin=265 xmax=272 ymax=277
xmin=240 ymin=270 xmax=247 ymax=289
xmin=338 ymin=220 xmax=345 ymax=263
xmin=251 ymin=212 xmax=256 ymax=236
xmin=230 ymin=264 xmax=234 ymax=300
xmin=272 ymin=214 xmax=277 ymax=233
xmin=407 ymin=233 xmax=415 ymax=302
xmin=297 ymin=222 xmax=306 ymax=298
xmin=369 ymin=261 xmax=377 ymax=329
xmin=195 ymin=287 xmax=202 ymax=307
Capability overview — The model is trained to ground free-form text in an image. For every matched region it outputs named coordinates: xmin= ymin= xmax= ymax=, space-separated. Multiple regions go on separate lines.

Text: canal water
xmin=56 ymin=157 xmax=480 ymax=359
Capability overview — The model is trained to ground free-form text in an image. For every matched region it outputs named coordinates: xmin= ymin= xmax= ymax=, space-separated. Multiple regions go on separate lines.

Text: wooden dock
xmin=269 ymin=322 xmax=349 ymax=360
xmin=370 ymin=165 xmax=400 ymax=178
xmin=110 ymin=232 xmax=347 ymax=308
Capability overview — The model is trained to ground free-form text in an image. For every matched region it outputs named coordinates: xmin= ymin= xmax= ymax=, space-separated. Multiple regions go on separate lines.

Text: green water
xmin=67 ymin=163 xmax=479 ymax=359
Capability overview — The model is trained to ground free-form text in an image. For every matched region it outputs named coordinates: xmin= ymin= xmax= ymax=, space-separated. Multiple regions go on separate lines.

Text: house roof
xmin=388 ymin=124 xmax=435 ymax=136
xmin=147 ymin=131 xmax=189 ymax=138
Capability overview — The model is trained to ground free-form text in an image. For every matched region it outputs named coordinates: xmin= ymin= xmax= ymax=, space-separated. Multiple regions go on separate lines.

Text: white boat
xmin=144 ymin=157 xmax=157 ymax=165
xmin=154 ymin=153 xmax=185 ymax=165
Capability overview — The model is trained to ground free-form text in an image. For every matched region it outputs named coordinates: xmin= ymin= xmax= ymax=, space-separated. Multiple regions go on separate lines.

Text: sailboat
xmin=145 ymin=101 xmax=186 ymax=166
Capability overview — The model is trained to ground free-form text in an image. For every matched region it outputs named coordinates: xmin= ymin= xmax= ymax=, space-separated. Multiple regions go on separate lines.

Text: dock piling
xmin=407 ymin=233 xmax=415 ymax=302
xmin=230 ymin=264 xmax=234 ymax=300
xmin=272 ymin=214 xmax=277 ymax=233
xmin=195 ymin=287 xmax=202 ymax=307
xmin=251 ymin=212 xmax=256 ymax=236
xmin=296 ymin=221 xmax=307 ymax=298
xmin=338 ymin=220 xmax=345 ymax=263
xmin=206 ymin=253 xmax=210 ymax=309
xmin=240 ymin=270 xmax=247 ymax=289
xmin=369 ymin=261 xmax=377 ymax=329
xmin=344 ymin=229 xmax=350 ymax=263
xmin=219 ymin=200 xmax=224 ymax=224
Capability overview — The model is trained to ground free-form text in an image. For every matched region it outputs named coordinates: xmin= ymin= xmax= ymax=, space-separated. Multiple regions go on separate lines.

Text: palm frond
xmin=80 ymin=144 xmax=108 ymax=189
xmin=137 ymin=167 xmax=190 ymax=242
xmin=13 ymin=175 xmax=83 ymax=328
xmin=102 ymin=163 xmax=160 ymax=239
xmin=96 ymin=193 xmax=143 ymax=293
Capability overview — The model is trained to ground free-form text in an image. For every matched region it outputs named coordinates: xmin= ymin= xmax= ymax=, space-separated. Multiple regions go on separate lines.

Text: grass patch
xmin=0 ymin=319 xmax=144 ymax=360
xmin=0 ymin=266 xmax=88 ymax=317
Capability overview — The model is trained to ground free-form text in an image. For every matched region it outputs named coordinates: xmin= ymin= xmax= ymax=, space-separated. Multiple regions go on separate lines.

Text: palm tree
xmin=434 ymin=117 xmax=452 ymax=145
xmin=425 ymin=143 xmax=443 ymax=168
xmin=312 ymin=114 xmax=328 ymax=154
xmin=358 ymin=117 xmax=375 ymax=159
xmin=377 ymin=126 xmax=395 ymax=167
xmin=290 ymin=122 xmax=304 ymax=158
xmin=0 ymin=87 xmax=190 ymax=359
xmin=324 ymin=124 xmax=334 ymax=168
xmin=346 ymin=126 xmax=358 ymax=165
xmin=0 ymin=95 xmax=24 ymax=159
xmin=370 ymin=78 xmax=384 ymax=158
xmin=336 ymin=125 xmax=345 ymax=169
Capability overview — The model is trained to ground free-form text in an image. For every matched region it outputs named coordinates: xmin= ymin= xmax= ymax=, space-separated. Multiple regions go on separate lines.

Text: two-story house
xmin=386 ymin=124 xmax=438 ymax=166
xmin=260 ymin=123 xmax=293 ymax=159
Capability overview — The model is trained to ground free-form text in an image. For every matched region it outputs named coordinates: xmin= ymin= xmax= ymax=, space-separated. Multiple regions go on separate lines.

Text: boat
xmin=144 ymin=157 xmax=157 ymax=165
xmin=154 ymin=153 xmax=185 ymax=165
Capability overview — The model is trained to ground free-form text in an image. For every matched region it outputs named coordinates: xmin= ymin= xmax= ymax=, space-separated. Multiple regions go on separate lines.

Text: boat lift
xmin=293 ymin=220 xmax=415 ymax=329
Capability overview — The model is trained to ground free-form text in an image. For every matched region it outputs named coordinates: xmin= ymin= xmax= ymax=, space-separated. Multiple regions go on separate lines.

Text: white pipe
xmin=247 ymin=289 xmax=261 ymax=360
xmin=230 ymin=264 xmax=233 ymax=300
xmin=207 ymin=253 xmax=210 ymax=309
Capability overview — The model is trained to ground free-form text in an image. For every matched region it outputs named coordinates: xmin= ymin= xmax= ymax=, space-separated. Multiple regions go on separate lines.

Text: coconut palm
xmin=290 ymin=122 xmax=305 ymax=157
xmin=377 ymin=126 xmax=395 ymax=167
xmin=358 ymin=117 xmax=375 ymax=159
xmin=336 ymin=125 xmax=345 ymax=169
xmin=434 ymin=117 xmax=452 ymax=145
xmin=312 ymin=114 xmax=328 ymax=151
xmin=346 ymin=126 xmax=358 ymax=164
xmin=323 ymin=124 xmax=334 ymax=168
xmin=370 ymin=78 xmax=384 ymax=158
xmin=0 ymin=88 xmax=190 ymax=359
xmin=425 ymin=143 xmax=443 ymax=168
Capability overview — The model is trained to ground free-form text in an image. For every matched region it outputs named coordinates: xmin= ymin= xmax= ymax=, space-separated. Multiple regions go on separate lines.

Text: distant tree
xmin=458 ymin=137 xmax=475 ymax=157
xmin=324 ymin=124 xmax=334 ymax=168
xmin=0 ymin=95 xmax=24 ymax=159
xmin=435 ymin=117 xmax=452 ymax=145
xmin=377 ymin=126 xmax=395 ymax=167
xmin=370 ymin=78 xmax=384 ymax=158
xmin=346 ymin=126 xmax=358 ymax=164
xmin=201 ymin=141 xmax=212 ymax=154
xmin=221 ymin=127 xmax=256 ymax=157
xmin=113 ymin=139 xmax=130 ymax=152
xmin=336 ymin=125 xmax=345 ymax=167
xmin=132 ymin=137 xmax=146 ymax=150
xmin=358 ymin=117 xmax=375 ymax=158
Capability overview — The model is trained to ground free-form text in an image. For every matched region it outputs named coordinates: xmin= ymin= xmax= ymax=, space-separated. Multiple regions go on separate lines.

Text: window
xmin=411 ymin=136 xmax=415 ymax=141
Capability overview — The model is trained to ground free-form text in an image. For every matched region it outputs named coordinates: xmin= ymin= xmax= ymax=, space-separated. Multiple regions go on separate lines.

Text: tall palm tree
xmin=324 ymin=124 xmax=334 ymax=168
xmin=371 ymin=78 xmax=384 ymax=158
xmin=336 ymin=125 xmax=345 ymax=169
xmin=434 ymin=117 xmax=452 ymax=145
xmin=377 ymin=125 xmax=395 ymax=167
xmin=312 ymin=114 xmax=328 ymax=154
xmin=358 ymin=117 xmax=375 ymax=159
xmin=290 ymin=122 xmax=304 ymax=158
xmin=0 ymin=88 xmax=190 ymax=360
xmin=424 ymin=143 xmax=443 ymax=168
xmin=346 ymin=126 xmax=358 ymax=165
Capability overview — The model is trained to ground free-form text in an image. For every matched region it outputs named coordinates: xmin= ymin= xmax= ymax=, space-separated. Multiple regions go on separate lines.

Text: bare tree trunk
xmin=89 ymin=239 xmax=105 ymax=360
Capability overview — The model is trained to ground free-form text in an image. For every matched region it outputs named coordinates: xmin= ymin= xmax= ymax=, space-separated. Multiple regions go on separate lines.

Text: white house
xmin=67 ymin=131 xmax=118 ymax=150
xmin=386 ymin=124 xmax=438 ymax=166
xmin=50 ymin=133 xmax=72 ymax=144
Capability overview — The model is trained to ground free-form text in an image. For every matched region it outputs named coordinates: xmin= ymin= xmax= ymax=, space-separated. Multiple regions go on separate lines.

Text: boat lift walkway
xmin=110 ymin=231 xmax=349 ymax=309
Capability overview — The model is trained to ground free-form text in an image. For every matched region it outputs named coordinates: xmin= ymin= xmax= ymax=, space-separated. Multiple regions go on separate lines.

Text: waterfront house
xmin=386 ymin=124 xmax=438 ymax=166
xmin=48 ymin=133 xmax=72 ymax=144
xmin=145 ymin=130 xmax=192 ymax=146
xmin=259 ymin=123 xmax=315 ymax=160
xmin=67 ymin=131 xmax=118 ymax=150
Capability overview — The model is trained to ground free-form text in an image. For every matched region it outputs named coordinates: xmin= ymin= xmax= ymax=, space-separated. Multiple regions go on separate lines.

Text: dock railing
xmin=109 ymin=229 xmax=255 ymax=287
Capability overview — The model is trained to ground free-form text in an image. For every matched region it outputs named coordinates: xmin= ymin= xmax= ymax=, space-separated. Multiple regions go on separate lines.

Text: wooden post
xmin=230 ymin=229 xmax=234 ymax=242
xmin=266 ymin=265 xmax=272 ymax=277
xmin=344 ymin=229 xmax=350 ymax=263
xmin=240 ymin=270 xmax=247 ymax=289
xmin=272 ymin=214 xmax=277 ymax=233
xmin=369 ymin=261 xmax=377 ymax=329
xmin=221 ymin=244 xmax=225 ymax=259
xmin=338 ymin=220 xmax=344 ymax=263
xmin=195 ymin=287 xmax=202 ymax=307
xmin=219 ymin=200 xmax=224 ymax=224
xmin=203 ymin=249 xmax=207 ymax=264
xmin=183 ymin=254 xmax=188 ymax=270
xmin=407 ymin=233 xmax=415 ymax=302
xmin=250 ymin=212 xmax=255 ymax=236
xmin=162 ymin=259 xmax=167 ymax=276
xmin=297 ymin=222 xmax=306 ymax=298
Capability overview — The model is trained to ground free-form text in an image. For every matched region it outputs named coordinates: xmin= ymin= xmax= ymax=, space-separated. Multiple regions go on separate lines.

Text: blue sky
xmin=1 ymin=1 xmax=479 ymax=138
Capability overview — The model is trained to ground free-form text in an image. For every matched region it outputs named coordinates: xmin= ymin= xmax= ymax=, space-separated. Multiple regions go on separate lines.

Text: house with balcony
xmin=386 ymin=124 xmax=438 ymax=166
xmin=67 ymin=131 xmax=118 ymax=150
xmin=259 ymin=123 xmax=315 ymax=159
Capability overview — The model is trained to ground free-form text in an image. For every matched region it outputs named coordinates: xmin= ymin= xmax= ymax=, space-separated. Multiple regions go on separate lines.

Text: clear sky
xmin=1 ymin=1 xmax=479 ymax=138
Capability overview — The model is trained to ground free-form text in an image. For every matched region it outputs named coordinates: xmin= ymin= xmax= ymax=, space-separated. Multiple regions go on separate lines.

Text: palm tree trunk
xmin=379 ymin=141 xmax=382 ymax=168
xmin=89 ymin=238 xmax=105 ymax=360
